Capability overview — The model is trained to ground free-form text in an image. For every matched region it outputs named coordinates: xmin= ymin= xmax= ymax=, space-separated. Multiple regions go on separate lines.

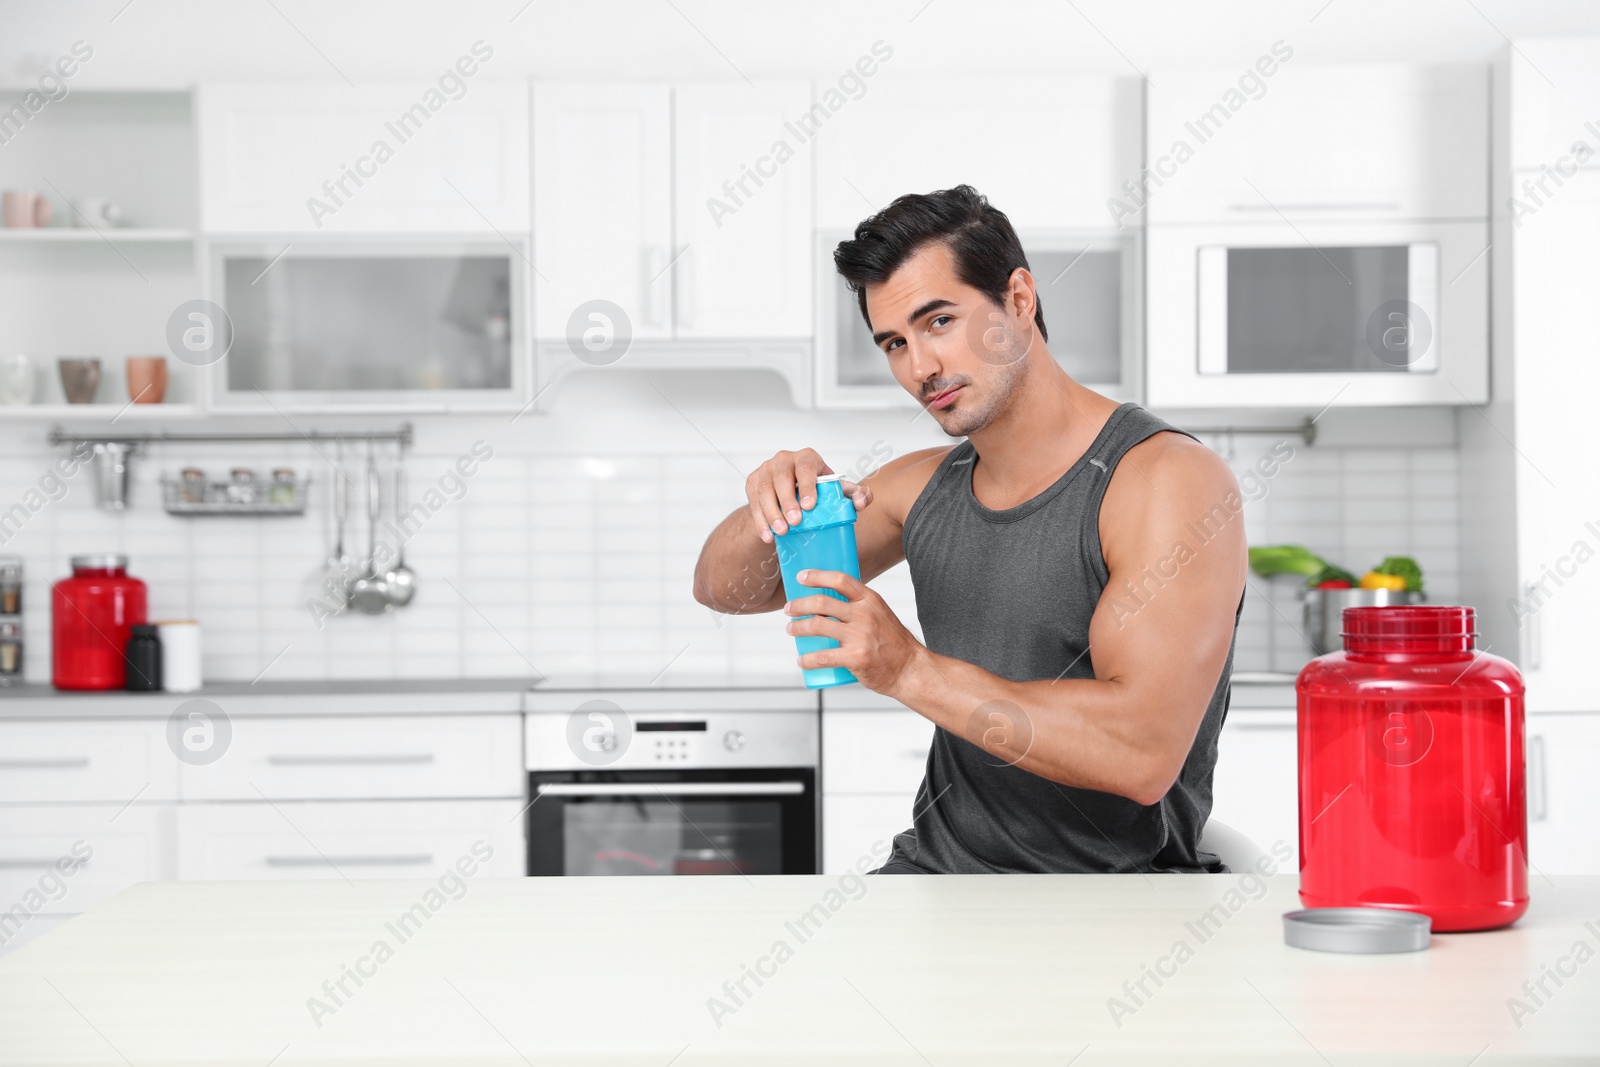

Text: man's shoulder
xmin=866 ymin=445 xmax=958 ymax=525
xmin=1104 ymin=430 xmax=1239 ymax=527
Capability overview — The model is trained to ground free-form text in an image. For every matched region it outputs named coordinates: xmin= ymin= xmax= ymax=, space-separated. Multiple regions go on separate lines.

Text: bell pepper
xmin=1315 ymin=578 xmax=1353 ymax=589
xmin=1371 ymin=555 xmax=1424 ymax=593
xmin=1359 ymin=571 xmax=1408 ymax=591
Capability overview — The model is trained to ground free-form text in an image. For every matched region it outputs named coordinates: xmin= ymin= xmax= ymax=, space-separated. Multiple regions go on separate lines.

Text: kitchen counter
xmin=0 ymin=672 xmax=816 ymax=718
xmin=2 ymin=874 xmax=1594 ymax=1065
xmin=0 ymin=677 xmax=534 ymax=718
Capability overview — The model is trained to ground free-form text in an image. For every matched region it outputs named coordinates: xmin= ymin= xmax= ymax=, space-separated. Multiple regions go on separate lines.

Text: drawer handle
xmin=265 ymin=854 xmax=434 ymax=867
xmin=265 ymin=754 xmax=436 ymax=766
xmin=0 ymin=757 xmax=91 ymax=770
xmin=0 ymin=858 xmax=90 ymax=870
xmin=1226 ymin=202 xmax=1401 ymax=212
xmin=537 ymin=782 xmax=805 ymax=797
xmin=1530 ymin=735 xmax=1548 ymax=822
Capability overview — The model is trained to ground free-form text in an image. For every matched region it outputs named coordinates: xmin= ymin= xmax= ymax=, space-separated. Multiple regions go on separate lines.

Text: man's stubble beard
xmin=939 ymin=341 xmax=1032 ymax=439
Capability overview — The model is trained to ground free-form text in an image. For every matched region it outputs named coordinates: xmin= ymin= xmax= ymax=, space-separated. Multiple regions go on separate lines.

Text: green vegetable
xmin=1248 ymin=545 xmax=1329 ymax=580
xmin=1308 ymin=563 xmax=1359 ymax=588
xmin=1371 ymin=556 xmax=1424 ymax=593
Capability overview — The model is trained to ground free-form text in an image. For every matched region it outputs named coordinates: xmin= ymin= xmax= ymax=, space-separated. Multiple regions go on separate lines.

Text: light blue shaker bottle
xmin=773 ymin=474 xmax=860 ymax=689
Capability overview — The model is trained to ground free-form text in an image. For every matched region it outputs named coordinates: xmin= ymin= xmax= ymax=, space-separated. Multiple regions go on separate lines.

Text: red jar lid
xmin=1342 ymin=605 xmax=1475 ymax=655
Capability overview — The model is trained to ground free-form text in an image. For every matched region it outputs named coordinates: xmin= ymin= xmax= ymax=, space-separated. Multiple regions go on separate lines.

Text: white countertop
xmin=0 ymin=672 xmax=815 ymax=718
xmin=2 ymin=874 xmax=1594 ymax=1064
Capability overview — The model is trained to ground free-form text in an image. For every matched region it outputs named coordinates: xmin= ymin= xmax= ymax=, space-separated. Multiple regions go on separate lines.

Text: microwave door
xmin=1197 ymin=243 xmax=1440 ymax=376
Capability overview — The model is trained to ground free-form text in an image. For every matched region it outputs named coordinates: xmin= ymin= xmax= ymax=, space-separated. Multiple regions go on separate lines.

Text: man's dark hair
xmin=832 ymin=184 xmax=1046 ymax=342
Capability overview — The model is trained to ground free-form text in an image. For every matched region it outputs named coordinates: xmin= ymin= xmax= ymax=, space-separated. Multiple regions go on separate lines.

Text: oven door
xmin=527 ymin=768 xmax=817 ymax=876
xmin=1146 ymin=219 xmax=1488 ymax=407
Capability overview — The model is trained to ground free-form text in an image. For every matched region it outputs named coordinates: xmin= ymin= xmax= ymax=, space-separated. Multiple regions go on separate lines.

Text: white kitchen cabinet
xmin=1527 ymin=713 xmax=1600 ymax=876
xmin=1145 ymin=64 xmax=1488 ymax=223
xmin=175 ymin=799 xmax=524 ymax=881
xmin=813 ymin=75 xmax=1142 ymax=230
xmin=530 ymin=80 xmax=814 ymax=405
xmin=177 ymin=714 xmax=523 ymax=801
xmin=0 ymin=804 xmax=176 ymax=924
xmin=820 ymin=692 xmax=930 ymax=874
xmin=532 ymin=83 xmax=674 ymax=342
xmin=822 ymin=794 xmax=909 ymax=875
xmin=672 ymin=81 xmax=813 ymax=339
xmin=0 ymin=720 xmax=178 ymax=803
xmin=1505 ymin=39 xmax=1600 ymax=170
xmin=1502 ymin=170 xmax=1600 ymax=710
xmin=198 ymin=80 xmax=530 ymax=233
xmin=1208 ymin=708 xmax=1299 ymax=867
xmin=822 ymin=706 xmax=933 ymax=795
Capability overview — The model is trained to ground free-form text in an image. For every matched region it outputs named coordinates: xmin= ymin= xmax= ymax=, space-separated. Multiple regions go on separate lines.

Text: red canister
xmin=1297 ymin=605 xmax=1527 ymax=932
xmin=52 ymin=554 xmax=148 ymax=691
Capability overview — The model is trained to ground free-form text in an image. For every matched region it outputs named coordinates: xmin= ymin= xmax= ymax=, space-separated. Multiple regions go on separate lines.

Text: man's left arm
xmin=787 ymin=434 xmax=1246 ymax=806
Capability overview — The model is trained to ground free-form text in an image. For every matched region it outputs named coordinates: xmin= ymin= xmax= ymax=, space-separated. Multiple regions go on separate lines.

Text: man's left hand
xmin=786 ymin=570 xmax=924 ymax=694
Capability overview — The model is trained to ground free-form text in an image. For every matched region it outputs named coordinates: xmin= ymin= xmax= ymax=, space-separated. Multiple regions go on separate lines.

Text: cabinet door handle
xmin=1529 ymin=734 xmax=1547 ymax=822
xmin=0 ymin=858 xmax=90 ymax=870
xmin=1524 ymin=583 xmax=1543 ymax=671
xmin=0 ymin=757 xmax=90 ymax=770
xmin=674 ymin=245 xmax=695 ymax=330
xmin=642 ymin=245 xmax=669 ymax=327
xmin=265 ymin=754 xmax=436 ymax=766
xmin=265 ymin=854 xmax=433 ymax=868
xmin=900 ymin=747 xmax=930 ymax=761
xmin=1226 ymin=202 xmax=1401 ymax=213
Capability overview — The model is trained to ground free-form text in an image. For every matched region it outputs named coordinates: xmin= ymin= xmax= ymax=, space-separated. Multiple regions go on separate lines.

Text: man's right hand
xmin=744 ymin=448 xmax=873 ymax=544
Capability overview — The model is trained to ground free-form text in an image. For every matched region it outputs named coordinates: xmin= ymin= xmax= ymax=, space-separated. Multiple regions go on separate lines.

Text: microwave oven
xmin=1146 ymin=220 xmax=1488 ymax=407
xmin=814 ymin=229 xmax=1141 ymax=408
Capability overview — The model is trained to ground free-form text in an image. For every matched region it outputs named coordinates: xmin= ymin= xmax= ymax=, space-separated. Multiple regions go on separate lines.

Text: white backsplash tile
xmin=0 ymin=411 xmax=1460 ymax=685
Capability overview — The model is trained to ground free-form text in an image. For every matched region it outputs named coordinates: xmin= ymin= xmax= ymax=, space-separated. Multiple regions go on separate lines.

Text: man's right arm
xmin=691 ymin=447 xmax=947 ymax=616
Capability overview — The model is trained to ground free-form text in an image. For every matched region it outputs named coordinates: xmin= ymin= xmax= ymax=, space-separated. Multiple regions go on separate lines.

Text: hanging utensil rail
xmin=1181 ymin=418 xmax=1317 ymax=445
xmin=47 ymin=424 xmax=413 ymax=449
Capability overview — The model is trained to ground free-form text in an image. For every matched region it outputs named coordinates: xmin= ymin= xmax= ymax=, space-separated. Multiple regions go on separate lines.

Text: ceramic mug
xmin=58 ymin=358 xmax=101 ymax=404
xmin=0 ymin=355 xmax=35 ymax=406
xmin=2 ymin=191 xmax=52 ymax=228
xmin=125 ymin=356 xmax=167 ymax=404
xmin=75 ymin=198 xmax=122 ymax=229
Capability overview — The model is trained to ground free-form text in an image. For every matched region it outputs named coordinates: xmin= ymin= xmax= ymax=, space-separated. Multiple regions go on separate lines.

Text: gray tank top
xmin=889 ymin=402 xmax=1239 ymax=874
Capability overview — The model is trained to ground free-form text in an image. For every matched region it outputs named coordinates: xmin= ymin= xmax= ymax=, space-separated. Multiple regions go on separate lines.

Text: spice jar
xmin=179 ymin=467 xmax=206 ymax=505
xmin=0 ymin=621 xmax=21 ymax=684
xmin=227 ymin=468 xmax=257 ymax=504
xmin=1297 ymin=605 xmax=1527 ymax=932
xmin=0 ymin=557 xmax=21 ymax=615
xmin=270 ymin=469 xmax=296 ymax=505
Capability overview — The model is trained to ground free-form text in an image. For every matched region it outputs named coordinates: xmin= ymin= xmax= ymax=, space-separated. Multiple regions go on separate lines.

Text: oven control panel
xmin=523 ymin=690 xmax=818 ymax=772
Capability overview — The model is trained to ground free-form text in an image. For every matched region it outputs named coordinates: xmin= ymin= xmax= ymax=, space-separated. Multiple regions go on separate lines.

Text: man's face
xmin=862 ymin=241 xmax=1036 ymax=437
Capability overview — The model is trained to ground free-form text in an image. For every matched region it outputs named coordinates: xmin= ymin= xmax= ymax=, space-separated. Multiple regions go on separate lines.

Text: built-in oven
xmin=1146 ymin=219 xmax=1489 ymax=407
xmin=524 ymin=688 xmax=818 ymax=876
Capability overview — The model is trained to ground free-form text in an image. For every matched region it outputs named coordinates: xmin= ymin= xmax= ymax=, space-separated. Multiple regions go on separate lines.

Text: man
xmin=693 ymin=185 xmax=1246 ymax=874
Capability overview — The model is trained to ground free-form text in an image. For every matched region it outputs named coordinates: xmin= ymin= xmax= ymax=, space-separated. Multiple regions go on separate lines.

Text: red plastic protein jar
xmin=1297 ymin=605 xmax=1527 ymax=932
xmin=52 ymin=554 xmax=148 ymax=691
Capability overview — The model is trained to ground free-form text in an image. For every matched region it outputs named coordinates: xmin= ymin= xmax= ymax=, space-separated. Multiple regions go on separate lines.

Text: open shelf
xmin=0 ymin=229 xmax=194 ymax=243
xmin=2 ymin=403 xmax=202 ymax=420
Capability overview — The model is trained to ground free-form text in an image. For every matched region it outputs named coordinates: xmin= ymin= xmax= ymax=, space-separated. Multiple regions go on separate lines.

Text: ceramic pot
xmin=2 ymin=190 xmax=51 ymax=228
xmin=58 ymin=358 xmax=101 ymax=404
xmin=125 ymin=356 xmax=167 ymax=404
xmin=0 ymin=354 xmax=34 ymax=405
